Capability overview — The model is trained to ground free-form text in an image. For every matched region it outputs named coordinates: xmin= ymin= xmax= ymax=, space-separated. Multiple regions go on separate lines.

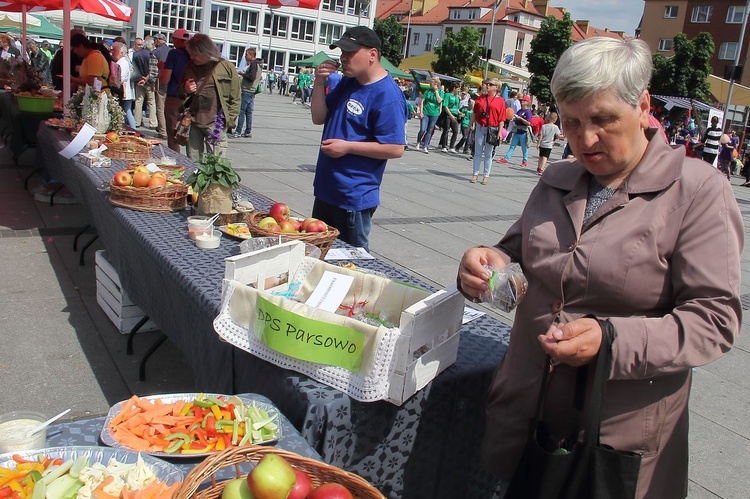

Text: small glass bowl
xmin=0 ymin=411 xmax=48 ymax=453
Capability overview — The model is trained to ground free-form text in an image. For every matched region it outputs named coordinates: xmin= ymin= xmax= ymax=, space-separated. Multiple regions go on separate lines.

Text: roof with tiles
xmin=376 ymin=0 xmax=626 ymax=40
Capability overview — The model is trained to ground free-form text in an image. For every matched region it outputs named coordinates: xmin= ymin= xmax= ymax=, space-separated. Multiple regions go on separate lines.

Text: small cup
xmin=0 ymin=411 xmax=48 ymax=453
xmin=195 ymin=233 xmax=221 ymax=249
xmin=187 ymin=216 xmax=213 ymax=240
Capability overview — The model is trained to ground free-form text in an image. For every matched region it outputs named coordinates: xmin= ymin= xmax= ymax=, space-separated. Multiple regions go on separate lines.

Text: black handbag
xmin=505 ymin=320 xmax=641 ymax=499
xmin=486 ymin=125 xmax=500 ymax=146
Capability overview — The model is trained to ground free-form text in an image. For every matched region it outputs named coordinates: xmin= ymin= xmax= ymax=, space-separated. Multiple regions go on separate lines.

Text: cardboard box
xmin=95 ymin=250 xmax=159 ymax=334
xmin=216 ymin=241 xmax=464 ymax=405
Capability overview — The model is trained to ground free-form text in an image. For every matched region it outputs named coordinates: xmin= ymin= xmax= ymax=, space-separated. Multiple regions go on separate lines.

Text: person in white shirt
xmin=536 ymin=112 xmax=563 ymax=174
xmin=111 ymin=41 xmax=136 ymax=129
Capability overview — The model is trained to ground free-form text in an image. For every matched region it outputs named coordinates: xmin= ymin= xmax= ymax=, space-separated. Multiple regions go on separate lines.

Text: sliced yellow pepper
xmin=215 ymin=438 xmax=226 ymax=451
xmin=179 ymin=403 xmax=193 ymax=417
xmin=210 ymin=405 xmax=222 ymax=420
xmin=180 ymin=443 xmax=214 ymax=455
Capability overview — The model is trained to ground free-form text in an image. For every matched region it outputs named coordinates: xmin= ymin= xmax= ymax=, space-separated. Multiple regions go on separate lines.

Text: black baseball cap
xmin=330 ymin=26 xmax=381 ymax=52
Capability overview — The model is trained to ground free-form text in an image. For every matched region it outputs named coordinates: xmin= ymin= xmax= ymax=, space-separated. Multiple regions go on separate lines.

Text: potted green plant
xmin=186 ymin=152 xmax=241 ymax=215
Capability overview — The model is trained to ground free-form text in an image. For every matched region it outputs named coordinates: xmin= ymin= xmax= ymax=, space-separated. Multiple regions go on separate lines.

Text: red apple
xmin=301 ymin=217 xmax=318 ymax=231
xmin=305 ymin=220 xmax=328 ymax=233
xmin=278 ymin=220 xmax=298 ymax=233
xmin=287 ymin=468 xmax=313 ymax=499
xmin=265 ymin=223 xmax=281 ymax=233
xmin=113 ymin=171 xmax=132 ymax=187
xmin=105 ymin=131 xmax=120 ymax=143
xmin=307 ymin=483 xmax=353 ymax=499
xmin=269 ymin=202 xmax=290 ymax=223
xmin=292 ymin=219 xmax=302 ymax=231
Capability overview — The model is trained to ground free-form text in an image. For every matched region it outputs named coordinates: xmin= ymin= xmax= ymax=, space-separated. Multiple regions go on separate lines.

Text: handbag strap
xmin=532 ymin=319 xmax=615 ymax=448
xmin=583 ymin=318 xmax=615 ymax=446
xmin=186 ymin=62 xmax=217 ymax=112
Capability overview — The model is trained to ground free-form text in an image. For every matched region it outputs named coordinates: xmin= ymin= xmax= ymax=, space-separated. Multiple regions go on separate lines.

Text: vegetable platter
xmin=0 ymin=446 xmax=183 ymax=499
xmin=100 ymin=394 xmax=281 ymax=458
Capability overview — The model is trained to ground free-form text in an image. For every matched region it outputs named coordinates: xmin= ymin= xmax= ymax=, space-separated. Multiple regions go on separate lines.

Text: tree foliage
xmin=650 ymin=32 xmax=714 ymax=102
xmin=374 ymin=16 xmax=404 ymax=67
xmin=432 ymin=26 xmax=481 ymax=78
xmin=526 ymin=12 xmax=573 ymax=104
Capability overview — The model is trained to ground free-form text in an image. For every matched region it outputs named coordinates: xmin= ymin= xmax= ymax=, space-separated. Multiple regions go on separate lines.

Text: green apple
xmin=222 ymin=478 xmax=254 ymax=499
xmin=257 ymin=216 xmax=278 ymax=229
xmin=247 ymin=454 xmax=296 ymax=499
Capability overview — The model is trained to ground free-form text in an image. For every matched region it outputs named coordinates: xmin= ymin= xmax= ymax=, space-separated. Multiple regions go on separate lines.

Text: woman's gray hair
xmin=144 ymin=36 xmax=155 ymax=51
xmin=186 ymin=33 xmax=221 ymax=62
xmin=551 ymin=37 xmax=652 ymax=106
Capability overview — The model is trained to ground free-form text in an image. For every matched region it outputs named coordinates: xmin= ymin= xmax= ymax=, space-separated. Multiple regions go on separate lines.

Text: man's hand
xmin=320 ymin=138 xmax=349 ymax=158
xmin=538 ymin=318 xmax=603 ymax=367
xmin=315 ymin=60 xmax=339 ymax=81
xmin=458 ymin=246 xmax=509 ymax=299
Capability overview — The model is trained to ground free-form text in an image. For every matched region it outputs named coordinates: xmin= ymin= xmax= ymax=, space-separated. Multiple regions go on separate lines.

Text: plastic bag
xmin=479 ymin=262 xmax=528 ymax=312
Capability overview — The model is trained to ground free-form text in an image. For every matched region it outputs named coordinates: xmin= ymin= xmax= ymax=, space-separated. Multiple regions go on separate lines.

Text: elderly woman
xmin=469 ymin=78 xmax=506 ymax=184
xmin=0 ymin=34 xmax=20 ymax=59
xmin=458 ymin=37 xmax=742 ymax=498
xmin=180 ymin=34 xmax=240 ymax=160
xmin=111 ymin=41 xmax=136 ymax=129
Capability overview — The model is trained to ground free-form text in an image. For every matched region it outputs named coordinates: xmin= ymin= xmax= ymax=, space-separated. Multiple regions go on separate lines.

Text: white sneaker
xmin=424 ymin=148 xmax=429 ymax=154
xmin=415 ymin=144 xmax=421 ymax=151
xmin=449 ymin=148 xmax=457 ymax=153
xmin=441 ymin=147 xmax=448 ymax=153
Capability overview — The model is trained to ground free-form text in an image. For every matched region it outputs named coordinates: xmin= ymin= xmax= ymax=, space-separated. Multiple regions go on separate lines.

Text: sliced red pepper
xmin=226 ymin=404 xmax=235 ymax=416
xmin=11 ymin=456 xmax=34 ymax=465
xmin=222 ymin=432 xmax=231 ymax=448
xmin=0 ymin=488 xmax=13 ymax=498
xmin=205 ymin=416 xmax=217 ymax=437
xmin=52 ymin=458 xmax=63 ymax=466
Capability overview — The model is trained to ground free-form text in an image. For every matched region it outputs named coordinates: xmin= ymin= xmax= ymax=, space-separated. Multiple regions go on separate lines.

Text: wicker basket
xmin=177 ymin=445 xmax=385 ymax=499
xmin=102 ymin=136 xmax=153 ymax=161
xmin=109 ymin=171 xmax=188 ymax=213
xmin=246 ymin=211 xmax=339 ymax=258
xmin=127 ymin=160 xmax=186 ymax=180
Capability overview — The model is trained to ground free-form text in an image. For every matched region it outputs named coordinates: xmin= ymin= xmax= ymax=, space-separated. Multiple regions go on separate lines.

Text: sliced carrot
xmin=155 ymin=482 xmax=182 ymax=499
xmin=171 ymin=400 xmax=185 ymax=417
xmin=93 ymin=476 xmax=119 ymax=499
xmin=138 ymin=404 xmax=175 ymax=423
xmin=136 ymin=397 xmax=156 ymax=412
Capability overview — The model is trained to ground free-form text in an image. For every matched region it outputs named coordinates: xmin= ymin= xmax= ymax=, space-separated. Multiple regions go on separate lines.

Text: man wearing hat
xmin=311 ymin=26 xmax=407 ymax=251
xmin=39 ymin=40 xmax=52 ymax=61
xmin=159 ymin=28 xmax=191 ymax=151
xmin=152 ymin=33 xmax=170 ymax=139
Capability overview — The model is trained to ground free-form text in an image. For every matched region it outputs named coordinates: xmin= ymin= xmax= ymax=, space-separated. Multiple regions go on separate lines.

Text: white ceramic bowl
xmin=195 ymin=233 xmax=221 ymax=249
xmin=0 ymin=411 xmax=48 ymax=453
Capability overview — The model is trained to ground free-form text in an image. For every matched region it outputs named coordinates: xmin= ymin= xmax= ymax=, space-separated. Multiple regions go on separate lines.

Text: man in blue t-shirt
xmin=159 ymin=28 xmax=191 ymax=152
xmin=311 ymin=27 xmax=407 ymax=251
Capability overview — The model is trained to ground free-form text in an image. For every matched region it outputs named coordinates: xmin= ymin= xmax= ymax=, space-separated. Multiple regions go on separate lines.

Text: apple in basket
xmin=105 ymin=131 xmax=120 ymax=143
xmin=247 ymin=454 xmax=296 ymax=499
xmin=221 ymin=478 xmax=253 ymax=499
xmin=113 ymin=171 xmax=132 ymax=187
xmin=279 ymin=220 xmax=298 ymax=234
xmin=132 ymin=171 xmax=151 ymax=188
xmin=269 ymin=202 xmax=291 ymax=223
xmin=307 ymin=483 xmax=354 ymax=499
xmin=300 ymin=217 xmax=318 ymax=231
xmin=305 ymin=220 xmax=328 ymax=233
xmin=288 ymin=469 xmax=314 ymax=499
xmin=258 ymin=216 xmax=281 ymax=233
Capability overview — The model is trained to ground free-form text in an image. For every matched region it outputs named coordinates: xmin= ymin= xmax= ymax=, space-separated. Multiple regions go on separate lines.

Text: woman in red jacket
xmin=469 ymin=78 xmax=506 ymax=185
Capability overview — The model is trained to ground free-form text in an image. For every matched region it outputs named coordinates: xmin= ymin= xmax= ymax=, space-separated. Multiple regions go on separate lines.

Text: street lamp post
xmin=403 ymin=0 xmax=414 ymax=59
xmin=723 ymin=0 xmax=750 ymax=131
xmin=484 ymin=0 xmax=502 ymax=79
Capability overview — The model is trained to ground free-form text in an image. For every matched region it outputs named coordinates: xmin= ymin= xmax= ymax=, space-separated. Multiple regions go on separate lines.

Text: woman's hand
xmin=538 ymin=318 xmax=603 ymax=367
xmin=458 ymin=246 xmax=508 ymax=299
xmin=185 ymin=78 xmax=197 ymax=94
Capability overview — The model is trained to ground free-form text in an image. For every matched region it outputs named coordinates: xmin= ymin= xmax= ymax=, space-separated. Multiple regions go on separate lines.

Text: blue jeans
xmin=473 ymin=125 xmax=495 ymax=177
xmin=312 ymin=198 xmax=376 ymax=252
xmin=504 ymin=130 xmax=529 ymax=162
xmin=235 ymin=91 xmax=255 ymax=135
xmin=417 ymin=114 xmax=439 ymax=148
xmin=121 ymin=99 xmax=136 ymax=129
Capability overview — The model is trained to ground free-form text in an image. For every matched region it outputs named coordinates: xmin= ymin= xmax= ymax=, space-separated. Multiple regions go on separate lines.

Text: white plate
xmin=217 ymin=224 xmax=253 ymax=240
xmin=0 ymin=445 xmax=183 ymax=483
xmin=100 ymin=393 xmax=281 ymax=458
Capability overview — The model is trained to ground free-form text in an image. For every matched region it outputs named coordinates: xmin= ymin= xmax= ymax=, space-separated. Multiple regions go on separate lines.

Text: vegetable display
xmin=106 ymin=395 xmax=279 ymax=456
xmin=0 ymin=453 xmax=180 ymax=499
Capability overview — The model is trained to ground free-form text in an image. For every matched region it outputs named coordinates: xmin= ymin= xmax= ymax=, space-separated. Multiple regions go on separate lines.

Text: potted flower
xmin=66 ymin=88 xmax=125 ymax=134
xmin=186 ymin=152 xmax=241 ymax=215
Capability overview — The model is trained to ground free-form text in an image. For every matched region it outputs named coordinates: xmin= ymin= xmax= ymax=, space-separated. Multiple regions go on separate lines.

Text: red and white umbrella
xmin=0 ymin=0 xmax=131 ymax=21
xmin=225 ymin=0 xmax=322 ymax=10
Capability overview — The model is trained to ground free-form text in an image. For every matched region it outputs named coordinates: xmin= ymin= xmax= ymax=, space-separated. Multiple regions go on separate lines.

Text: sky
xmin=552 ymin=0 xmax=645 ymax=37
